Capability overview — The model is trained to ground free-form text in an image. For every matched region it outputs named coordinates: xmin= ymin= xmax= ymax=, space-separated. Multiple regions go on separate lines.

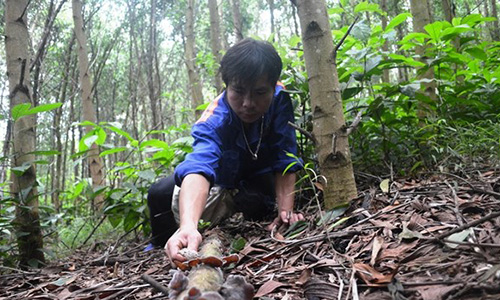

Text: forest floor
xmin=1 ymin=167 xmax=500 ymax=300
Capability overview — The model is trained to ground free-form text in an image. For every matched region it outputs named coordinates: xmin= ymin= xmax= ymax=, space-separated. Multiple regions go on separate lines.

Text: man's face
xmin=226 ymin=76 xmax=274 ymax=124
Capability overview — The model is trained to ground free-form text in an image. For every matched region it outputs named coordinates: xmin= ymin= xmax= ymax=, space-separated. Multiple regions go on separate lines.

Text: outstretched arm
xmin=165 ymin=173 xmax=210 ymax=262
xmin=267 ymin=172 xmax=304 ymax=230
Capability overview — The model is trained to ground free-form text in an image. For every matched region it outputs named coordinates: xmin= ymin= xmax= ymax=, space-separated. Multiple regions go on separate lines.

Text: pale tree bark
xmin=208 ymin=0 xmax=223 ymax=92
xmin=229 ymin=0 xmax=244 ymax=41
xmin=72 ymin=0 xmax=105 ymax=211
xmin=5 ymin=0 xmax=45 ymax=266
xmin=410 ymin=0 xmax=436 ymax=119
xmin=295 ymin=0 xmax=357 ymax=208
xmin=185 ymin=0 xmax=204 ymax=119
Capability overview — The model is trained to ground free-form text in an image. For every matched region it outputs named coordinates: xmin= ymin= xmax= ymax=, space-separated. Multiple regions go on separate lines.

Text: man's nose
xmin=242 ymin=93 xmax=255 ymax=108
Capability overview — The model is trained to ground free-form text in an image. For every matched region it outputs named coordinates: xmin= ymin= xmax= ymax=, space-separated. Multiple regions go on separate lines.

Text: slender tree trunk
xmin=208 ymin=0 xmax=223 ymax=93
xmin=229 ymin=0 xmax=244 ymax=41
xmin=126 ymin=0 xmax=139 ymax=140
xmin=5 ymin=0 xmax=45 ymax=267
xmin=295 ymin=0 xmax=357 ymax=208
xmin=490 ymin=0 xmax=499 ymax=40
xmin=442 ymin=0 xmax=454 ymax=23
xmin=185 ymin=0 xmax=204 ymax=119
xmin=147 ymin=0 xmax=161 ymax=137
xmin=380 ymin=0 xmax=390 ymax=83
xmin=218 ymin=1 xmax=229 ymax=50
xmin=410 ymin=0 xmax=437 ymax=119
xmin=267 ymin=0 xmax=276 ymax=41
xmin=72 ymin=0 xmax=105 ymax=211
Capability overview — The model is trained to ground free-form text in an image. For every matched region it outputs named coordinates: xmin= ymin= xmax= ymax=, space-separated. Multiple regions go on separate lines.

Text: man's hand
xmin=266 ymin=210 xmax=304 ymax=231
xmin=165 ymin=226 xmax=202 ymax=263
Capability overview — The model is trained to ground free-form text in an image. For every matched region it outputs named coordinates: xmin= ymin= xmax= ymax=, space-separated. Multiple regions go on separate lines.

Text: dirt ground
xmin=2 ymin=168 xmax=500 ymax=299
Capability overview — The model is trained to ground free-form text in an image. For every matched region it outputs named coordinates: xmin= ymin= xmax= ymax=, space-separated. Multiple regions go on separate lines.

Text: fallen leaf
xmin=296 ymin=269 xmax=311 ymax=285
xmin=353 ymin=263 xmax=397 ymax=286
xmin=418 ymin=284 xmax=460 ymax=300
xmin=254 ymin=280 xmax=286 ymax=298
xmin=380 ymin=179 xmax=390 ymax=193
xmin=370 ymin=236 xmax=384 ymax=266
xmin=445 ymin=228 xmax=472 ymax=249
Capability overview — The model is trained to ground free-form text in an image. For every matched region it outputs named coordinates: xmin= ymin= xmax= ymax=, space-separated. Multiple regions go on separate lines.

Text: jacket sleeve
xmin=269 ymin=91 xmax=303 ymax=174
xmin=174 ymin=122 xmax=222 ymax=186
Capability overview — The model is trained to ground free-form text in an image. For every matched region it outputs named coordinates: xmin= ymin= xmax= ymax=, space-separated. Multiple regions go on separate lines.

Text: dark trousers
xmin=147 ymin=173 xmax=276 ymax=247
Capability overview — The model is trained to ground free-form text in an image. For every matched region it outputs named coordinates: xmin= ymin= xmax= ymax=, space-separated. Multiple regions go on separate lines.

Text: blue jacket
xmin=174 ymin=85 xmax=302 ymax=188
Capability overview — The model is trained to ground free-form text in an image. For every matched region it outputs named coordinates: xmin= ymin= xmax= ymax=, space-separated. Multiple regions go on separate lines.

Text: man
xmin=147 ymin=38 xmax=304 ymax=262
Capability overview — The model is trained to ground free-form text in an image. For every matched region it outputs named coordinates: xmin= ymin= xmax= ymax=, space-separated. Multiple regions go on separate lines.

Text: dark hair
xmin=220 ymin=38 xmax=282 ymax=87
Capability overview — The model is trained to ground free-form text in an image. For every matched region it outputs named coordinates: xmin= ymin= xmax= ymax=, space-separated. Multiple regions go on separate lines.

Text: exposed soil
xmin=2 ymin=168 xmax=500 ymax=299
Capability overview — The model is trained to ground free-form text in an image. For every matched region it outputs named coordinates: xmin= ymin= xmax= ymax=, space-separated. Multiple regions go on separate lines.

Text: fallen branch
xmin=432 ymin=211 xmax=500 ymax=241
xmin=141 ymin=274 xmax=169 ymax=295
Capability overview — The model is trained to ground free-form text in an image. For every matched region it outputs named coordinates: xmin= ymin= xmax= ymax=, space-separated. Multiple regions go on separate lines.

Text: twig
xmin=333 ymin=15 xmax=360 ymax=61
xmin=345 ymin=109 xmax=364 ymax=136
xmin=82 ymin=214 xmax=107 ymax=246
xmin=431 ymin=211 xmax=500 ymax=241
xmin=442 ymin=239 xmax=500 ymax=248
xmin=141 ymin=274 xmax=170 ymax=295
xmin=287 ymin=121 xmax=317 ymax=145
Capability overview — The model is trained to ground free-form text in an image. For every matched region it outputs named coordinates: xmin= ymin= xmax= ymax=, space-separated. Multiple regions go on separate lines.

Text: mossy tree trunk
xmin=295 ymin=0 xmax=357 ymax=208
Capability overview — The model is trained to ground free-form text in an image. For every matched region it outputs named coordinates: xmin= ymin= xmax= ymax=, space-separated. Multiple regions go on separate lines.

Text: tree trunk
xmin=147 ymin=0 xmax=161 ymax=137
xmin=72 ymin=0 xmax=105 ymax=211
xmin=5 ymin=0 xmax=45 ymax=267
xmin=295 ymin=0 xmax=357 ymax=208
xmin=267 ymin=0 xmax=276 ymax=41
xmin=185 ymin=0 xmax=204 ymax=119
xmin=442 ymin=0 xmax=454 ymax=23
xmin=380 ymin=0 xmax=390 ymax=83
xmin=208 ymin=0 xmax=223 ymax=93
xmin=229 ymin=0 xmax=244 ymax=41
xmin=409 ymin=0 xmax=436 ymax=119
xmin=490 ymin=0 xmax=499 ymax=40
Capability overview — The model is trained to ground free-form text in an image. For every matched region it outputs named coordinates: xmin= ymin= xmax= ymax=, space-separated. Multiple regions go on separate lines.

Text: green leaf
xmin=140 ymin=139 xmax=170 ymax=150
xmin=424 ymin=22 xmax=443 ymax=42
xmin=11 ymin=164 xmax=32 ymax=176
xmin=231 ymin=237 xmax=247 ymax=252
xmin=100 ymin=147 xmax=127 ymax=157
xmin=354 ymin=1 xmax=383 ymax=14
xmin=385 ymin=13 xmax=411 ymax=32
xmin=465 ymin=47 xmax=487 ymax=61
xmin=282 ymin=161 xmax=298 ymax=175
xmin=317 ymin=205 xmax=348 ymax=226
xmin=106 ymin=124 xmax=135 ymax=142
xmin=79 ymin=120 xmax=97 ymax=127
xmin=123 ymin=210 xmax=139 ymax=232
xmin=138 ymin=170 xmax=157 ymax=182
xmin=28 ymin=150 xmax=61 ymax=156
xmin=351 ymin=21 xmax=371 ymax=43
xmin=12 ymin=103 xmax=62 ymax=121
xmin=328 ymin=7 xmax=344 ymax=15
xmin=196 ymin=102 xmax=210 ymax=111
xmin=11 ymin=103 xmax=31 ymax=121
